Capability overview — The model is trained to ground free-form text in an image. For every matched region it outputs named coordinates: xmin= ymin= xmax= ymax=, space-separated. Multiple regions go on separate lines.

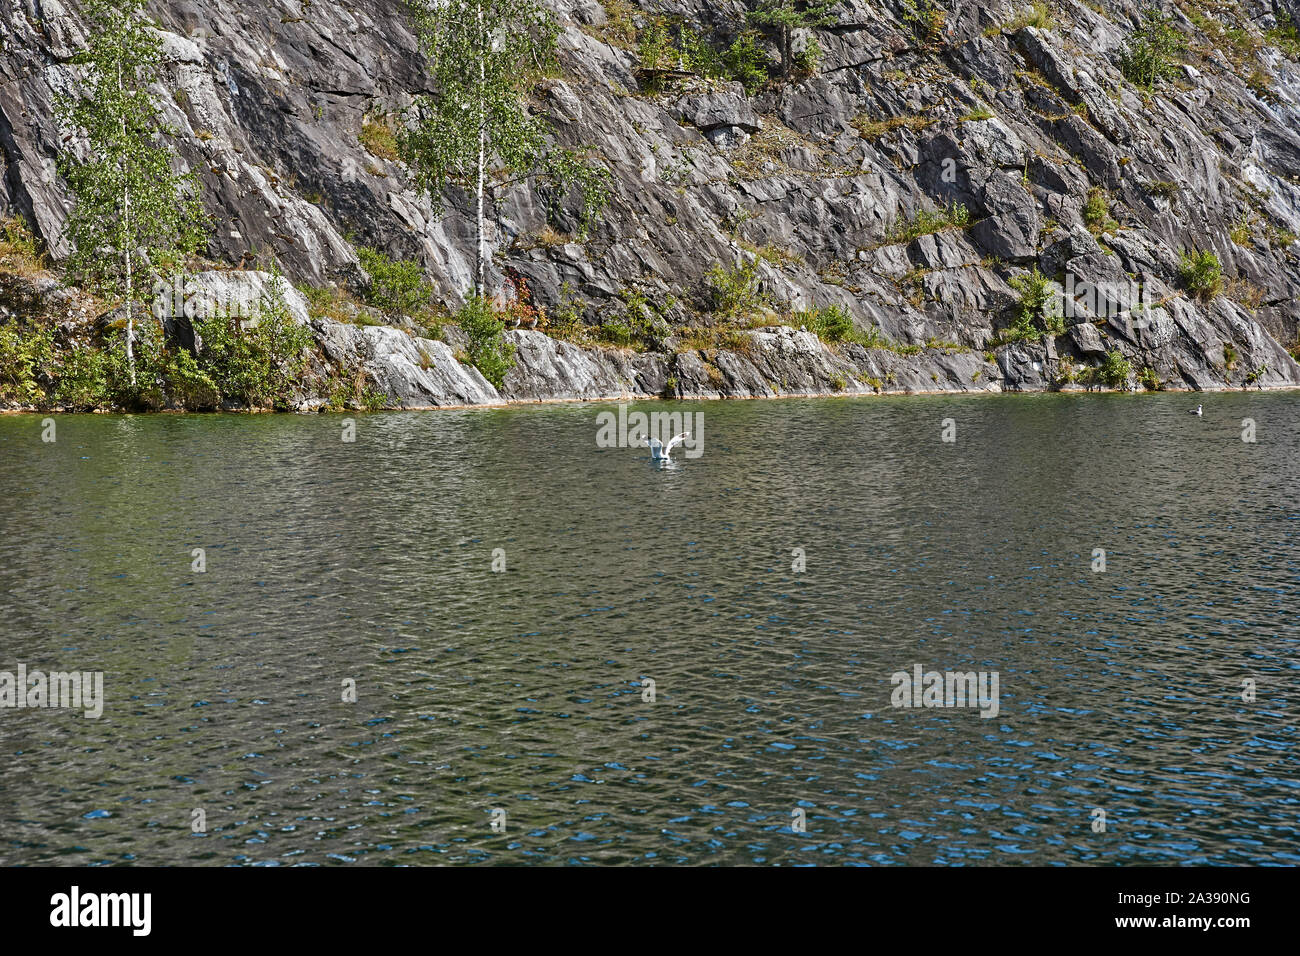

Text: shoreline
xmin=4 ymin=379 xmax=1296 ymax=416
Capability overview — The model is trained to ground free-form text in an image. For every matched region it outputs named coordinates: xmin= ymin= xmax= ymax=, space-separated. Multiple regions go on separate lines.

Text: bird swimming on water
xmin=1190 ymin=404 xmax=1203 ymax=416
xmin=645 ymin=432 xmax=690 ymax=461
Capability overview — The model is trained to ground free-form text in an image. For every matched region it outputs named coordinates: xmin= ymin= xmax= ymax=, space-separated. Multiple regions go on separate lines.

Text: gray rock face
xmin=314 ymin=321 xmax=498 ymax=407
xmin=670 ymin=86 xmax=761 ymax=133
xmin=329 ymin=322 xmax=1006 ymax=408
xmin=3 ymin=0 xmax=1300 ymax=405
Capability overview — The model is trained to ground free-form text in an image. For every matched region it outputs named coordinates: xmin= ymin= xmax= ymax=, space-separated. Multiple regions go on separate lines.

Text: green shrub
xmin=636 ymin=19 xmax=671 ymax=70
xmin=1096 ymin=348 xmax=1132 ymax=389
xmin=548 ymin=281 xmax=585 ymax=339
xmin=706 ymin=261 xmax=767 ymax=321
xmin=1178 ymin=249 xmax=1223 ymax=299
xmin=888 ymin=202 xmax=970 ymax=243
xmin=807 ymin=304 xmax=854 ymax=342
xmin=0 ymin=316 xmax=55 ymax=404
xmin=1138 ymin=365 xmax=1160 ymax=390
xmin=1007 ymin=267 xmax=1062 ymax=339
xmin=677 ymin=26 xmax=719 ymax=76
xmin=1120 ymin=9 xmax=1186 ymax=89
xmin=901 ymin=0 xmax=946 ymax=44
xmin=456 ymin=294 xmax=516 ymax=389
xmin=642 ymin=22 xmax=771 ymax=93
xmin=790 ymin=36 xmax=821 ymax=76
xmin=1266 ymin=11 xmax=1300 ymax=58
xmin=53 ymin=343 xmax=111 ymax=409
xmin=4 ymin=274 xmax=321 ymax=412
xmin=722 ymin=31 xmax=772 ymax=93
xmin=191 ymin=278 xmax=314 ymax=409
xmin=598 ymin=318 xmax=634 ymax=346
xmin=0 ymin=216 xmax=43 ymax=273
xmin=1083 ymin=187 xmax=1118 ymax=234
xmin=356 ymin=246 xmax=432 ymax=318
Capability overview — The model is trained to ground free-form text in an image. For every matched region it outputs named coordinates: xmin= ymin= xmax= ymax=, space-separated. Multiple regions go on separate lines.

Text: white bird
xmin=1190 ymin=404 xmax=1203 ymax=416
xmin=645 ymin=432 xmax=690 ymax=461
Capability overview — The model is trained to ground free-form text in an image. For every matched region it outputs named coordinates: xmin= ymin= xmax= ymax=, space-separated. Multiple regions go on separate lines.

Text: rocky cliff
xmin=3 ymin=0 xmax=1300 ymax=407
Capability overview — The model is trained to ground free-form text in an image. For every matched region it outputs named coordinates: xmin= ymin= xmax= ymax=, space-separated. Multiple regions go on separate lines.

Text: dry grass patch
xmin=360 ymin=115 xmax=400 ymax=162
xmin=0 ymin=217 xmax=44 ymax=275
xmin=852 ymin=113 xmax=936 ymax=139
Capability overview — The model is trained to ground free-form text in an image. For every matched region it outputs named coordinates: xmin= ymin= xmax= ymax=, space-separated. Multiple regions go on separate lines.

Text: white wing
xmin=664 ymin=432 xmax=690 ymax=454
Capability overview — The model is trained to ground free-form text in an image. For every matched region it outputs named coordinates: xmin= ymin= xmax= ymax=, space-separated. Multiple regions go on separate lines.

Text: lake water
xmin=1 ymin=392 xmax=1297 ymax=866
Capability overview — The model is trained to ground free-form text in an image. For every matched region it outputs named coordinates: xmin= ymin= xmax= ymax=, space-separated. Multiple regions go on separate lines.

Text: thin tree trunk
xmin=124 ymin=213 xmax=134 ymax=385
xmin=119 ymin=61 xmax=135 ymax=385
xmin=475 ymin=0 xmax=487 ymax=296
xmin=783 ymin=26 xmax=792 ymax=78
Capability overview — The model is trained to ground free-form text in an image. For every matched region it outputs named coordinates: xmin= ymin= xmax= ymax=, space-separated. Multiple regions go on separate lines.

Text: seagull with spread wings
xmin=645 ymin=432 xmax=690 ymax=461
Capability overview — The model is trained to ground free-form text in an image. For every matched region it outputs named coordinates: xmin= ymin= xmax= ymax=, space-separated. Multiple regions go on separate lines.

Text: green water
xmin=0 ymin=391 xmax=1296 ymax=865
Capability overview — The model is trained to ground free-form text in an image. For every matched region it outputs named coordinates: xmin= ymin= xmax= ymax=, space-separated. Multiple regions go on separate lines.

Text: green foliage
xmin=1266 ymin=11 xmax=1300 ymax=58
xmin=1138 ymin=365 xmax=1161 ymax=391
xmin=1002 ymin=2 xmax=1054 ymax=31
xmin=1083 ymin=187 xmax=1118 ymax=234
xmin=888 ymin=202 xmax=970 ymax=243
xmin=1007 ymin=267 xmax=1063 ymax=339
xmin=401 ymin=0 xmax=606 ymax=287
xmin=541 ymin=148 xmax=612 ymax=240
xmin=791 ymin=36 xmax=822 ymax=76
xmin=805 ymin=304 xmax=854 ymax=342
xmin=1094 ymin=348 xmax=1132 ymax=390
xmin=1178 ymin=249 xmax=1223 ymax=299
xmin=747 ymin=1 xmax=837 ymax=78
xmin=1 ymin=273 xmax=330 ymax=411
xmin=356 ymin=246 xmax=432 ymax=317
xmin=0 ymin=317 xmax=56 ymax=404
xmin=598 ymin=318 xmax=634 ymax=346
xmin=456 ymin=294 xmax=516 ymax=388
xmin=720 ymin=32 xmax=773 ymax=93
xmin=901 ymin=0 xmax=947 ymax=44
xmin=676 ymin=25 xmax=720 ymax=76
xmin=636 ymin=18 xmax=672 ymax=70
xmin=1229 ymin=214 xmax=1252 ymax=246
xmin=596 ymin=287 xmax=672 ymax=349
xmin=548 ymin=280 xmax=586 ymax=339
xmin=0 ymin=216 xmax=44 ymax=272
xmin=641 ymin=21 xmax=773 ymax=93
xmin=706 ymin=261 xmax=768 ymax=322
xmin=55 ymin=0 xmax=207 ymax=383
xmin=191 ymin=276 xmax=314 ymax=409
xmin=53 ymin=343 xmax=110 ymax=409
xmin=401 ymin=0 xmax=558 ymax=196
xmin=1120 ymin=8 xmax=1186 ymax=89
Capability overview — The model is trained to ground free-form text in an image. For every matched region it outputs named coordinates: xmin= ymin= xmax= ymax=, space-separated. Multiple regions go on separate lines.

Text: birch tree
xmin=55 ymin=0 xmax=205 ymax=385
xmin=401 ymin=0 xmax=605 ymax=296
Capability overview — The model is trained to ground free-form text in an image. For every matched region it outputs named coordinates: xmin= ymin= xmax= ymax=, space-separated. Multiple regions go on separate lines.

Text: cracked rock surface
xmin=3 ymin=0 xmax=1300 ymax=405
